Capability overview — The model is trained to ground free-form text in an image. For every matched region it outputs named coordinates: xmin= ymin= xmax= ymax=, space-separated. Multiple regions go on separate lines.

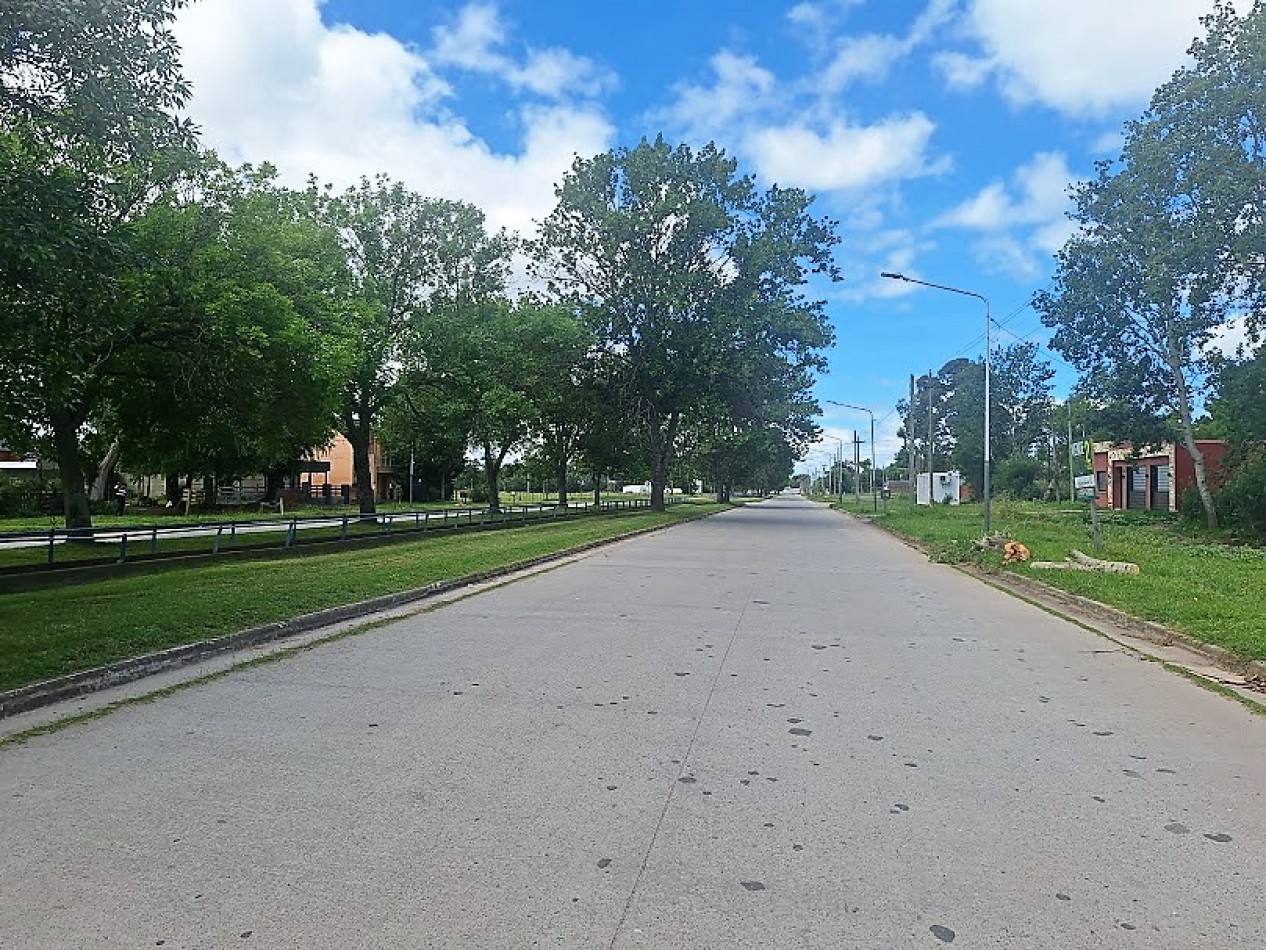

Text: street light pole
xmin=826 ymin=401 xmax=877 ymax=512
xmin=881 ymin=272 xmax=992 ymax=534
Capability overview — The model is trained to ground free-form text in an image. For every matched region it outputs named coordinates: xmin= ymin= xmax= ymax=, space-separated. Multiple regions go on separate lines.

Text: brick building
xmin=1090 ymin=440 xmax=1226 ymax=513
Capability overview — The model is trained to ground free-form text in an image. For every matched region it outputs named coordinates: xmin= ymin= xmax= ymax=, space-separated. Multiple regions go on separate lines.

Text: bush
xmin=1179 ymin=485 xmax=1205 ymax=525
xmin=1215 ymin=450 xmax=1266 ymax=540
xmin=994 ymin=457 xmax=1044 ymax=501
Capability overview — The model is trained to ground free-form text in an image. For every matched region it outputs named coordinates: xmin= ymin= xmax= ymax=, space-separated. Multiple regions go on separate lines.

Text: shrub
xmin=994 ymin=457 xmax=1044 ymax=501
xmin=1215 ymin=450 xmax=1266 ymax=540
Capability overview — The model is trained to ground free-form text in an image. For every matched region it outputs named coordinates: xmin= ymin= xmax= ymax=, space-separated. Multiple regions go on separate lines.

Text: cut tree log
xmin=1068 ymin=549 xmax=1139 ymax=574
xmin=1030 ymin=549 xmax=1139 ymax=575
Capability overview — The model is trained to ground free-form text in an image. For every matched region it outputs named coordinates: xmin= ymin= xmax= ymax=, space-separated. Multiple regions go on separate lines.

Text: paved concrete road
xmin=3 ymin=498 xmax=1264 ymax=948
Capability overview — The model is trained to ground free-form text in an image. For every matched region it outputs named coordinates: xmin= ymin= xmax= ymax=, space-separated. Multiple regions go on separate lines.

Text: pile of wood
xmin=972 ymin=534 xmax=1031 ymax=562
xmin=1031 ymin=549 xmax=1140 ymax=575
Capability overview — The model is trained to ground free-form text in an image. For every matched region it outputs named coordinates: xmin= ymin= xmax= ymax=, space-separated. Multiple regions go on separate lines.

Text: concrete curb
xmin=0 ymin=509 xmax=721 ymax=719
xmin=835 ymin=507 xmax=1266 ymax=689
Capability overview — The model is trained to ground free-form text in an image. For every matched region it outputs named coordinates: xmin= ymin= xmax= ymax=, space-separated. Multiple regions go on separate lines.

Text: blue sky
xmin=171 ymin=0 xmax=1241 ymax=466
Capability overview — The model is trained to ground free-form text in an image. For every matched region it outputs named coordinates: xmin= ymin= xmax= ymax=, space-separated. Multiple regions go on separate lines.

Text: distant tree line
xmin=0 ymin=0 xmax=839 ymax=531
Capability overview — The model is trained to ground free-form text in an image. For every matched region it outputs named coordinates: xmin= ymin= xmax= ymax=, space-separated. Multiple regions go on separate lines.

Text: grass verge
xmin=0 ymin=502 xmax=725 ymax=692
xmin=825 ymin=495 xmax=1266 ymax=662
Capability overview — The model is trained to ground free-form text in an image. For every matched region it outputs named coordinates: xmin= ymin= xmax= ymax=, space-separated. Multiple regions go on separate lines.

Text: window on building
xmin=1096 ymin=470 xmax=1107 ymax=493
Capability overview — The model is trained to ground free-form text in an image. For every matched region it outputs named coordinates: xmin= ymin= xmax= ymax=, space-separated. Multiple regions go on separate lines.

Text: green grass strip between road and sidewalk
xmin=825 ymin=495 xmax=1266 ymax=663
xmin=0 ymin=503 xmax=727 ymax=693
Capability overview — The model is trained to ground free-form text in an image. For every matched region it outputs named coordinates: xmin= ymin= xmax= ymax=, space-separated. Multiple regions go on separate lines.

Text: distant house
xmin=299 ymin=433 xmax=396 ymax=501
xmin=1090 ymin=440 xmax=1226 ymax=513
xmin=0 ymin=448 xmax=52 ymax=481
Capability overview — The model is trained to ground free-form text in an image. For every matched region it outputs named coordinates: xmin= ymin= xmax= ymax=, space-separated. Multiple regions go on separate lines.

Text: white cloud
xmin=811 ymin=0 xmax=956 ymax=93
xmin=971 ymin=234 xmax=1043 ymax=280
xmin=747 ymin=114 xmax=943 ymax=192
xmin=820 ymin=34 xmax=907 ymax=89
xmin=662 ymin=51 xmax=776 ymax=142
xmin=1090 ymin=129 xmax=1125 ymax=156
xmin=838 ymin=229 xmax=936 ymax=302
xmin=431 ymin=3 xmax=615 ymax=100
xmin=787 ymin=0 xmax=866 ymax=38
xmin=430 ymin=2 xmax=503 ymax=72
xmin=173 ymin=0 xmax=615 ymax=238
xmin=938 ymin=151 xmax=1077 ymax=228
xmin=931 ymin=51 xmax=991 ymax=91
xmin=936 ymin=152 xmax=1081 ymax=279
xmin=953 ymin=0 xmax=1254 ymax=115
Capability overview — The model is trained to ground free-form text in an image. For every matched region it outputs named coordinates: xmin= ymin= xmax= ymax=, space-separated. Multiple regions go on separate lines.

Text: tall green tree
xmin=523 ymin=308 xmax=597 ymax=509
xmin=943 ymin=343 xmax=1054 ymax=496
xmin=1034 ymin=1 xmax=1266 ymax=527
xmin=532 ymin=136 xmax=839 ymax=511
xmin=109 ymin=164 xmax=351 ymax=492
xmin=1207 ymin=345 xmax=1266 ymax=451
xmin=0 ymin=0 xmax=199 ymax=531
xmin=315 ymin=177 xmax=512 ymax=516
xmin=417 ymin=300 xmax=583 ymax=512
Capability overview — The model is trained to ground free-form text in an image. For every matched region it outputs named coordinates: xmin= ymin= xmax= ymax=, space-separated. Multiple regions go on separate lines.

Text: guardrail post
xmin=47 ymin=529 xmax=55 ymax=565
xmin=213 ymin=525 xmax=223 ymax=555
xmin=285 ymin=519 xmax=297 ymax=548
xmin=117 ymin=534 xmax=128 ymax=564
xmin=150 ymin=525 xmax=158 ymax=554
xmin=230 ymin=522 xmax=237 ymax=548
xmin=341 ymin=514 xmax=348 ymax=541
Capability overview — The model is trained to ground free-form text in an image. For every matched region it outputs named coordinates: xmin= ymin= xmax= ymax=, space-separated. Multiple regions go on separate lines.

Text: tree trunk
xmin=202 ymin=475 xmax=215 ymax=509
xmin=1166 ymin=332 xmax=1217 ymax=528
xmin=345 ymin=414 xmax=377 ymax=518
xmin=90 ymin=437 xmax=122 ymax=502
xmin=51 ymin=408 xmax=92 ymax=536
xmin=592 ymin=468 xmax=601 ymax=507
xmin=556 ymin=453 xmax=569 ymax=510
xmin=165 ymin=473 xmax=183 ymax=507
xmin=263 ymin=469 xmax=283 ymax=503
xmin=483 ymin=443 xmax=502 ymax=513
xmin=648 ymin=411 xmax=679 ymax=512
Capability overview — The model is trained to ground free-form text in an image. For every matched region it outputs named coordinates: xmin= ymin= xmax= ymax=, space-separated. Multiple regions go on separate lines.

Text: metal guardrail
xmin=0 ymin=498 xmax=670 ymax=571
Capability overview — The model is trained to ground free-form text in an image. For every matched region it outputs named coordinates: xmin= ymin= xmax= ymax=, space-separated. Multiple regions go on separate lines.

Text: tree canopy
xmin=532 ymin=136 xmax=839 ymax=510
xmin=1034 ymin=1 xmax=1266 ymax=527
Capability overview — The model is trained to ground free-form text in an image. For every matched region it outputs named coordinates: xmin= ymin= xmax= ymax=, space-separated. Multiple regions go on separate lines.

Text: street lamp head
xmin=880 ymin=272 xmax=908 ymax=281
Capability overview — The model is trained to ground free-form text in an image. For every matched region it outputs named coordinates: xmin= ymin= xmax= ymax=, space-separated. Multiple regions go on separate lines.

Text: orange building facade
xmin=296 ymin=433 xmax=396 ymax=502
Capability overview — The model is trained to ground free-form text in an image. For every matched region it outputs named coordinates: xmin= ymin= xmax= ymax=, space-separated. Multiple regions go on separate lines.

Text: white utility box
xmin=916 ymin=471 xmax=962 ymax=506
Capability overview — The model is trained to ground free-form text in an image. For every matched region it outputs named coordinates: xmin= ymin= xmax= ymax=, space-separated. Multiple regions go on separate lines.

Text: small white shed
xmin=916 ymin=471 xmax=962 ymax=506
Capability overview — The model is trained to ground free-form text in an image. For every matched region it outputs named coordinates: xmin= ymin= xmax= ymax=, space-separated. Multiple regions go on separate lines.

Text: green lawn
xmin=0 ymin=502 xmax=725 ymax=692
xmin=823 ymin=494 xmax=1266 ymax=662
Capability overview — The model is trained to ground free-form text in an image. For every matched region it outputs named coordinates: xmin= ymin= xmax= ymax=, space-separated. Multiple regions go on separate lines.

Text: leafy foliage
xmin=1033 ymin=1 xmax=1266 ymax=527
xmin=314 ymin=175 xmax=513 ymax=514
xmin=532 ymin=136 xmax=838 ymax=509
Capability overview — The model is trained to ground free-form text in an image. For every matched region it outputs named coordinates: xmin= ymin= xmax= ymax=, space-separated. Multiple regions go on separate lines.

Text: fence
xmin=0 ymin=498 xmax=670 ymax=574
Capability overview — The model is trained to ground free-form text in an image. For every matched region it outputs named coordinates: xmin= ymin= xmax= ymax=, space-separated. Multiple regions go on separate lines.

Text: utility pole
xmin=854 ymin=430 xmax=861 ymax=503
xmin=1067 ymin=403 xmax=1075 ymax=503
xmin=927 ymin=369 xmax=934 ymax=495
xmin=907 ymin=374 xmax=915 ymax=494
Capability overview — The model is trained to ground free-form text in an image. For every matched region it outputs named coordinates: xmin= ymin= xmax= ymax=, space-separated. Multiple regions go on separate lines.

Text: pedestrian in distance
xmin=114 ymin=483 xmax=127 ymax=515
